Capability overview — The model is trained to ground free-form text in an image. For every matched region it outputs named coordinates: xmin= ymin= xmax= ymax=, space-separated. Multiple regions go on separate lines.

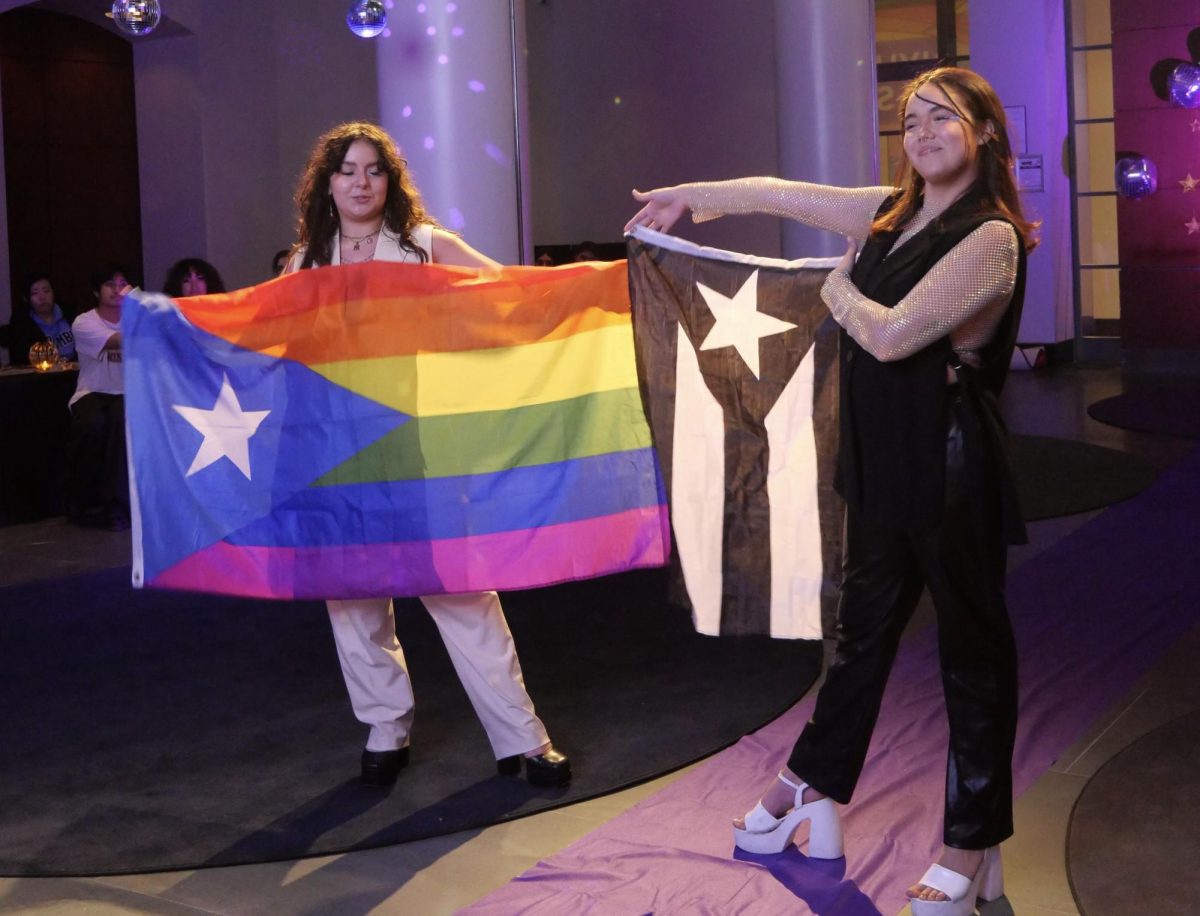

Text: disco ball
xmin=1167 ymin=62 xmax=1200 ymax=109
xmin=110 ymin=0 xmax=161 ymax=36
xmin=1115 ymin=156 xmax=1158 ymax=199
xmin=347 ymin=0 xmax=387 ymax=38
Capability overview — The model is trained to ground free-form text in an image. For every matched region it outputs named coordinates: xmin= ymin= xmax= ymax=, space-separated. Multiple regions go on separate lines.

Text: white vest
xmin=287 ymin=223 xmax=434 ymax=271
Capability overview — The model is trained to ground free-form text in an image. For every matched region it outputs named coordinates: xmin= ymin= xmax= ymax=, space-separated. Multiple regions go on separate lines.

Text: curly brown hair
xmin=292 ymin=121 xmax=437 ymax=269
xmin=874 ymin=67 xmax=1039 ymax=252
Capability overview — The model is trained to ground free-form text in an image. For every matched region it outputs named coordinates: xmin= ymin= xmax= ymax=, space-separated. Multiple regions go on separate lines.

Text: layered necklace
xmin=340 ymin=226 xmax=381 ymax=264
xmin=343 ymin=229 xmax=378 ymax=251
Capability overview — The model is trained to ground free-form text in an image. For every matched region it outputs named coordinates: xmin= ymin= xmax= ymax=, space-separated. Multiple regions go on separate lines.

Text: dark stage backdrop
xmin=1112 ymin=1 xmax=1200 ymax=349
xmin=0 ymin=8 xmax=143 ymax=317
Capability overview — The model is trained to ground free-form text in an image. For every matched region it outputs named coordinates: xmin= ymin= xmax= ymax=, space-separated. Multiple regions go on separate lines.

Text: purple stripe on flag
xmin=149 ymin=506 xmax=671 ymax=599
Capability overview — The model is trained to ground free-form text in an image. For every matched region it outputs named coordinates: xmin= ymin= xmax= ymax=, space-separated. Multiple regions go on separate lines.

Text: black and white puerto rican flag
xmin=627 ymin=227 xmax=843 ymax=639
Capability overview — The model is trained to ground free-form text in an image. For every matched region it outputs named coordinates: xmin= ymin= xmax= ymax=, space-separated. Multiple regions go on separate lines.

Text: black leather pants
xmin=787 ymin=408 xmax=1018 ymax=849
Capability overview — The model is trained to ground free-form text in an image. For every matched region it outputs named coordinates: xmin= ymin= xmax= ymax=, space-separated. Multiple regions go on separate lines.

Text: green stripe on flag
xmin=314 ymin=386 xmax=652 ymax=484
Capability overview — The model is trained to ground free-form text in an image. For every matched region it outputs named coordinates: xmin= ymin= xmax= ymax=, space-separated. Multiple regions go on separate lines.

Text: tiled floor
xmin=0 ymin=365 xmax=1195 ymax=915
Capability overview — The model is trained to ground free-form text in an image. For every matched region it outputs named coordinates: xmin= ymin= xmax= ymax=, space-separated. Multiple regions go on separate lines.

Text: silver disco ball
xmin=347 ymin=0 xmax=387 ymax=38
xmin=1115 ymin=156 xmax=1158 ymax=199
xmin=110 ymin=0 xmax=161 ymax=36
xmin=1167 ymin=63 xmax=1200 ymax=109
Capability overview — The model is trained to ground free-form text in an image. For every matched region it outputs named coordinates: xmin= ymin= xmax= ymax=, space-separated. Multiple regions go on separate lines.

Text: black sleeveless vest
xmin=837 ymin=187 xmax=1028 ymax=541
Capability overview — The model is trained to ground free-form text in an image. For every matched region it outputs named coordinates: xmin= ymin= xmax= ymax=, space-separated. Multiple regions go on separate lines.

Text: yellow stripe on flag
xmin=312 ymin=323 xmax=639 ymax=416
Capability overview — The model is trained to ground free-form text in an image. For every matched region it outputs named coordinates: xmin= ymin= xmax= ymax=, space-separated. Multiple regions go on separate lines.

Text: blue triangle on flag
xmin=124 ymin=291 xmax=409 ymax=585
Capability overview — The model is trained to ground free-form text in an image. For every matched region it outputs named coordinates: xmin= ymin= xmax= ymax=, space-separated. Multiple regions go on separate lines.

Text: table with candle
xmin=0 ymin=361 xmax=79 ymax=525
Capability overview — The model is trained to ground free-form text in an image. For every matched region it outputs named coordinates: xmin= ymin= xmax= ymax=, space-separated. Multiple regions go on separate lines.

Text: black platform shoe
xmin=360 ymin=746 xmax=409 ymax=787
xmin=497 ymin=747 xmax=571 ymax=787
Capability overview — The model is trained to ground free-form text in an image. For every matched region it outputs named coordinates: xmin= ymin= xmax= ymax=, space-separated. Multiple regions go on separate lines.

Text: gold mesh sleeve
xmin=820 ymin=221 xmax=1020 ymax=363
xmin=686 ymin=179 xmax=896 ymax=241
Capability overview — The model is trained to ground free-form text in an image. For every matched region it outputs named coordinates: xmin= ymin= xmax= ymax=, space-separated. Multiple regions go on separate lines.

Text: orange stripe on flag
xmin=176 ymin=260 xmax=631 ymax=364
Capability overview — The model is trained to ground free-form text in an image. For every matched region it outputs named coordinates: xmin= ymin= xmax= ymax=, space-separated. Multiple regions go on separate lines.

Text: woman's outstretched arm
xmin=625 ymin=178 xmax=895 ymax=241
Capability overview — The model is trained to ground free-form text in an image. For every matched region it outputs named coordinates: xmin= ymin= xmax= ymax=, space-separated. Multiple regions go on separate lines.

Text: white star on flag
xmin=1187 ymin=213 xmax=1200 ymax=236
xmin=1181 ymin=173 xmax=1199 ymax=193
xmin=173 ymin=374 xmax=271 ymax=480
xmin=695 ymin=269 xmax=797 ymax=378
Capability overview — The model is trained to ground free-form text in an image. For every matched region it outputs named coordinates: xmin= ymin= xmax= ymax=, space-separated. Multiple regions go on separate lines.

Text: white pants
xmin=326 ymin=591 xmax=550 ymax=759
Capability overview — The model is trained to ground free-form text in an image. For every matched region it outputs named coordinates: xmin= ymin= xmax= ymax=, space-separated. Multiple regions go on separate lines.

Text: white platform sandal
xmin=909 ymin=845 xmax=1004 ymax=915
xmin=732 ymin=772 xmax=844 ymax=858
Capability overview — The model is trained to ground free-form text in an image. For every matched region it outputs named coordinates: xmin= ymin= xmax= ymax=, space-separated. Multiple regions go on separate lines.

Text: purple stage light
xmin=347 ymin=0 xmax=387 ymax=39
xmin=1115 ymin=156 xmax=1158 ymax=199
xmin=1167 ymin=63 xmax=1200 ymax=109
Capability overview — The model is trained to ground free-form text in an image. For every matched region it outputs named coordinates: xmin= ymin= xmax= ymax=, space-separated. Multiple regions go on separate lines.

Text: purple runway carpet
xmin=465 ymin=444 xmax=1200 ymax=915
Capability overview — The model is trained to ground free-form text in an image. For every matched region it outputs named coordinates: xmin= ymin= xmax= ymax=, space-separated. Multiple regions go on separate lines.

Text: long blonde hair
xmin=874 ymin=67 xmax=1039 ymax=252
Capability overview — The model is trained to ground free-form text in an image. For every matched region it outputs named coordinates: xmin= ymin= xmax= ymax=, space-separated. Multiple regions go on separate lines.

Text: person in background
xmin=286 ymin=120 xmax=571 ymax=790
xmin=7 ymin=273 xmax=76 ymax=364
xmin=570 ymin=241 xmax=597 ymax=262
xmin=163 ymin=258 xmax=226 ymax=298
xmin=66 ymin=265 xmax=130 ymax=530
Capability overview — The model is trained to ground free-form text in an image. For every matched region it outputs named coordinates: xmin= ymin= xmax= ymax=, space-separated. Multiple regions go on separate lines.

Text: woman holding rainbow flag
xmin=286 ymin=121 xmax=570 ymax=789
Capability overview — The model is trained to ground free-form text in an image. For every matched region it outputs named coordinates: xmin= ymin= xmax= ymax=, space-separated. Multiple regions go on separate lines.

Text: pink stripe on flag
xmin=150 ymin=507 xmax=671 ymax=599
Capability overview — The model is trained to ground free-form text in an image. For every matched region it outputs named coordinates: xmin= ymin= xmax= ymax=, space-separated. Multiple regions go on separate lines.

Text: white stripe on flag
xmin=671 ymin=323 xmax=725 ymax=637
xmin=765 ymin=343 xmax=824 ymax=639
xmin=627 ymin=227 xmax=841 ymax=272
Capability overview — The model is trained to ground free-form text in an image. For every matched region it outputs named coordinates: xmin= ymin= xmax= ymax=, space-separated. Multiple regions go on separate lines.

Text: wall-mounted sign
xmin=1017 ymin=154 xmax=1044 ymax=192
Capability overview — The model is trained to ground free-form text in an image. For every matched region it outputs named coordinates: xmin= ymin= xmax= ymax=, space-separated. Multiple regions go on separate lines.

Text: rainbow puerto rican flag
xmin=124 ymin=260 xmax=669 ymax=599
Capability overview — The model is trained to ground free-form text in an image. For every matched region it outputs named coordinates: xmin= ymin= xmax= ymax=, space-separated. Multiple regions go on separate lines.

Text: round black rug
xmin=1009 ymin=434 xmax=1157 ymax=521
xmin=1067 ymin=710 xmax=1200 ymax=916
xmin=1086 ymin=385 xmax=1200 ymax=438
xmin=0 ymin=567 xmax=820 ymax=877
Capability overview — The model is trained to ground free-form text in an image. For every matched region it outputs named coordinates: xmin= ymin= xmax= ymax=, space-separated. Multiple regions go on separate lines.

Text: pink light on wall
xmin=1112 ymin=2 xmax=1200 ymax=348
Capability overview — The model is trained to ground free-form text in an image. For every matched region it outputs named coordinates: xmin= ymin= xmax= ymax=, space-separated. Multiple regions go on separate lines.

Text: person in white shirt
xmin=67 ymin=266 xmax=129 ymax=530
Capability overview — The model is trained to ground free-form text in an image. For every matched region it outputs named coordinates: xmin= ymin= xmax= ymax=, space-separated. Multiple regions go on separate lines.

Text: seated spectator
xmin=7 ymin=273 xmax=77 ymax=364
xmin=163 ymin=258 xmax=225 ymax=298
xmin=571 ymin=241 xmax=598 ymax=262
xmin=272 ymin=248 xmax=291 ymax=277
xmin=67 ymin=266 xmax=130 ymax=530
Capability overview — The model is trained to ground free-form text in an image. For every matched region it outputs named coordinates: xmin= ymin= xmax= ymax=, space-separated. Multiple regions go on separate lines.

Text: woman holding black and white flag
xmin=627 ymin=66 xmax=1037 ymax=916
